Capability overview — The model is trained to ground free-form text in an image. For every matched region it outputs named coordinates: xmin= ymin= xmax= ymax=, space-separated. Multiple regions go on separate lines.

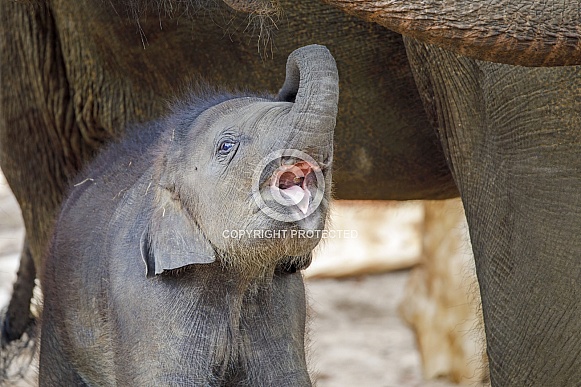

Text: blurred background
xmin=0 ymin=170 xmax=489 ymax=386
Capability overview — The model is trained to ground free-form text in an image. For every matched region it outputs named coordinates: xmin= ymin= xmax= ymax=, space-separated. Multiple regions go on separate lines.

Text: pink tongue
xmin=280 ymin=186 xmax=311 ymax=214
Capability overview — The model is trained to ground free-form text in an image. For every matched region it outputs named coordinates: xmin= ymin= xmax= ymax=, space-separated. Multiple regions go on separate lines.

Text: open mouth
xmin=269 ymin=160 xmax=318 ymax=215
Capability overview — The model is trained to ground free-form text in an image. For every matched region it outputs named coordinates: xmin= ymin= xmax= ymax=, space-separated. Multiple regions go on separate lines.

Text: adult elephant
xmin=1 ymin=0 xmax=580 ymax=386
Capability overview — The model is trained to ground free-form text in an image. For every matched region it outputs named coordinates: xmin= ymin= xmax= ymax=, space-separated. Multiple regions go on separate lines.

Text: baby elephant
xmin=39 ymin=45 xmax=338 ymax=386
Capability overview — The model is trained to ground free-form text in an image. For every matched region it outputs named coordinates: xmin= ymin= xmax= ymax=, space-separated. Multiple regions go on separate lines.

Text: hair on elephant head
xmin=38 ymin=44 xmax=337 ymax=386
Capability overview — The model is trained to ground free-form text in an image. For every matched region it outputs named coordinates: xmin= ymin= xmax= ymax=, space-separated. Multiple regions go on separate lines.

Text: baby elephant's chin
xmin=218 ymin=236 xmax=319 ymax=275
xmin=220 ymin=211 xmax=327 ymax=261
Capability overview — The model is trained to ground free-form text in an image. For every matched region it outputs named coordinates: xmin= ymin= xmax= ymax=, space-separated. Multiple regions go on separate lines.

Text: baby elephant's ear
xmin=140 ymin=200 xmax=215 ymax=278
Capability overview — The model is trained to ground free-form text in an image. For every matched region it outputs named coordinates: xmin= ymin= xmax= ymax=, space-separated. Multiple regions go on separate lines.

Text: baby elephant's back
xmin=48 ymin=123 xmax=162 ymax=279
xmin=40 ymin=124 xmax=161 ymax=384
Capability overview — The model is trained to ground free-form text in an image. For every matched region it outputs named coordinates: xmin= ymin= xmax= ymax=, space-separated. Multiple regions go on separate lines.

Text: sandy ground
xmin=307 ymin=274 xmax=459 ymax=387
xmin=0 ymin=173 xmax=459 ymax=387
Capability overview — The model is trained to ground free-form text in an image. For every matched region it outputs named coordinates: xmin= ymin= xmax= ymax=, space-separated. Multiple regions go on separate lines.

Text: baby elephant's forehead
xmin=198 ymin=97 xmax=293 ymax=131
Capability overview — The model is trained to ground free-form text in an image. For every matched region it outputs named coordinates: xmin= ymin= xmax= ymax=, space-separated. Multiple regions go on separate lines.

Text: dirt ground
xmin=0 ymin=173 xmax=459 ymax=387
xmin=306 ymin=274 xmax=460 ymax=387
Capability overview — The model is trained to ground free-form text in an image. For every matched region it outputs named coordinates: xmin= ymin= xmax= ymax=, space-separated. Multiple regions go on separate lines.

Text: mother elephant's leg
xmin=2 ymin=239 xmax=35 ymax=342
xmin=405 ymin=39 xmax=581 ymax=385
xmin=0 ymin=2 xmax=75 ymax=346
xmin=0 ymin=2 xmax=84 ymax=266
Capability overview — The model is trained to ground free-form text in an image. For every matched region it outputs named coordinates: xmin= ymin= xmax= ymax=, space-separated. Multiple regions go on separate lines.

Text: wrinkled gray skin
xmin=404 ymin=40 xmax=581 ymax=385
xmin=39 ymin=45 xmax=337 ymax=386
xmin=1 ymin=1 xmax=581 ymax=386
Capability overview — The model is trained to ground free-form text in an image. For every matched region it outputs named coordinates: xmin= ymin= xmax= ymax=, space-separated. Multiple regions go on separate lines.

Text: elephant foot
xmin=0 ymin=307 xmax=37 ymax=385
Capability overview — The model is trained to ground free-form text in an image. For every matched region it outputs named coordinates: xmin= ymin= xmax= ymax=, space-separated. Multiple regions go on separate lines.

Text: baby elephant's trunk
xmin=277 ymin=45 xmax=339 ymax=162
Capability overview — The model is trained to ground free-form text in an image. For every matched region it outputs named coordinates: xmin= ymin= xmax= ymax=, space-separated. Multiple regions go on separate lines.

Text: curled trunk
xmin=277 ymin=44 xmax=339 ymax=157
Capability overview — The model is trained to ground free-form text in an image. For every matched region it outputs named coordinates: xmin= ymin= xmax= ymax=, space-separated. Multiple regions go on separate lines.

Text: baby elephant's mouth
xmin=270 ymin=160 xmax=317 ymax=214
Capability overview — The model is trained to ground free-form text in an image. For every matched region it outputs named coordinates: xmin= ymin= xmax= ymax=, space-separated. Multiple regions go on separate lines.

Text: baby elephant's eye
xmin=218 ymin=140 xmax=237 ymax=155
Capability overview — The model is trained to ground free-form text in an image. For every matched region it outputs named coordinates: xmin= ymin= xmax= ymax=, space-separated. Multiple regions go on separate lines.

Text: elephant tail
xmin=1 ymin=238 xmax=38 ymax=384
